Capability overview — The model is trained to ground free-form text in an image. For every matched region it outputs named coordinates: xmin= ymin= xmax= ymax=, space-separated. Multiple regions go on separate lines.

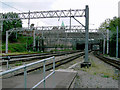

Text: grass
xmin=101 ymin=75 xmax=109 ymax=78
xmin=2 ymin=35 xmax=34 ymax=53
xmin=15 ymin=61 xmax=23 ymax=66
xmin=79 ymin=58 xmax=119 ymax=80
xmin=50 ymin=49 xmax=72 ymax=53
xmin=2 ymin=51 xmax=42 ymax=56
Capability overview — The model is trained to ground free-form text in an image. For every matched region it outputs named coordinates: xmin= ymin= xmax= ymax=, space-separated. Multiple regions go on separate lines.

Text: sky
xmin=0 ymin=0 xmax=120 ymax=29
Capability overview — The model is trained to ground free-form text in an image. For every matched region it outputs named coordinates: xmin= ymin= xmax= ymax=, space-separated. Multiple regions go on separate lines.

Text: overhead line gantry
xmin=0 ymin=5 xmax=90 ymax=67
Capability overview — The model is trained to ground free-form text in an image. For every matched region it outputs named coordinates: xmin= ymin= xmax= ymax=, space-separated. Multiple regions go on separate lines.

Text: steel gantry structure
xmin=1 ymin=5 xmax=90 ymax=65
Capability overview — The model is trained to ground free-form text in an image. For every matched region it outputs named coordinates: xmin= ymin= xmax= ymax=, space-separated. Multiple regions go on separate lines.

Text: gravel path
xmin=72 ymin=52 xmax=119 ymax=88
xmin=74 ymin=71 xmax=118 ymax=88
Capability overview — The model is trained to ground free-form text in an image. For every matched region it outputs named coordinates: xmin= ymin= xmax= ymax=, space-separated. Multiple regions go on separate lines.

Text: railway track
xmin=94 ymin=52 xmax=120 ymax=70
xmin=1 ymin=50 xmax=81 ymax=65
xmin=1 ymin=51 xmax=85 ymax=77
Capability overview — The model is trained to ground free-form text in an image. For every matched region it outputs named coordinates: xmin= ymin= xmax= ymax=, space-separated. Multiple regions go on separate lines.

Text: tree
xmin=99 ymin=18 xmax=111 ymax=33
xmin=2 ymin=12 xmax=22 ymax=42
xmin=99 ymin=17 xmax=119 ymax=33
xmin=99 ymin=17 xmax=120 ymax=57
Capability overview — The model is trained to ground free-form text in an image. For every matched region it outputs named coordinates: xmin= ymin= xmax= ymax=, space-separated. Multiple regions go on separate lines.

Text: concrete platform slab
xmin=2 ymin=69 xmax=77 ymax=88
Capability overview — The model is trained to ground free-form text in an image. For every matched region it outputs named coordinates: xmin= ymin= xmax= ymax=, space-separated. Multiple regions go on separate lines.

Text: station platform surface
xmin=2 ymin=69 xmax=77 ymax=88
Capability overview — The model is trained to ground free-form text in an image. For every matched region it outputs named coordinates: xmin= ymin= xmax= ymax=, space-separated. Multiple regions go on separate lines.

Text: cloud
xmin=1 ymin=0 xmax=120 ymax=29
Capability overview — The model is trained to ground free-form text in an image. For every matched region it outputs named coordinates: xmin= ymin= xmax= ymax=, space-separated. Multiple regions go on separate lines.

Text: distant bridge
xmin=6 ymin=26 xmax=104 ymax=47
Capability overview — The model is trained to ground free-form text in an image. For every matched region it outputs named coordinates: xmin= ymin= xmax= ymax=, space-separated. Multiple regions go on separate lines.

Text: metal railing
xmin=0 ymin=56 xmax=55 ymax=89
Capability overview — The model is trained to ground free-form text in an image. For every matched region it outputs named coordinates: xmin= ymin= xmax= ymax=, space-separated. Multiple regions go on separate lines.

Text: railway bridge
xmin=6 ymin=26 xmax=104 ymax=51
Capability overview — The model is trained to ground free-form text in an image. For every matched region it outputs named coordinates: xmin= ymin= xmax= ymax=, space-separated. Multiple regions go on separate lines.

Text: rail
xmin=0 ymin=56 xmax=55 ymax=89
xmin=94 ymin=52 xmax=120 ymax=70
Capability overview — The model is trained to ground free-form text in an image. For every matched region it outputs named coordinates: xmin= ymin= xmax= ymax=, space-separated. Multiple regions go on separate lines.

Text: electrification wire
xmin=0 ymin=1 xmax=30 ymax=25
xmin=0 ymin=1 xmax=30 ymax=29
xmin=0 ymin=1 xmax=23 ymax=12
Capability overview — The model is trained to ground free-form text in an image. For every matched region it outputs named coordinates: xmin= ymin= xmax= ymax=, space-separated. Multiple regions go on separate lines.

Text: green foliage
xmin=99 ymin=18 xmax=111 ymax=30
xmin=2 ymin=35 xmax=34 ymax=52
xmin=109 ymin=17 xmax=119 ymax=32
xmin=99 ymin=17 xmax=120 ymax=57
xmin=99 ymin=17 xmax=120 ymax=33
xmin=15 ymin=61 xmax=23 ymax=66
xmin=101 ymin=75 xmax=109 ymax=78
xmin=2 ymin=12 xmax=22 ymax=42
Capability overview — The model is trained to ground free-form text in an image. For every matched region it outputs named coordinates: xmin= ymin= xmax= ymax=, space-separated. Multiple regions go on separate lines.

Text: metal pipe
xmin=7 ymin=60 xmax=9 ymax=69
xmin=103 ymin=37 xmax=106 ymax=54
xmin=85 ymin=5 xmax=89 ymax=62
xmin=24 ymin=65 xmax=27 ymax=88
xmin=116 ymin=26 xmax=118 ymax=58
xmin=6 ymin=31 xmax=8 ymax=53
xmin=38 ymin=39 xmax=39 ymax=52
xmin=28 ymin=10 xmax=30 ymax=29
xmin=53 ymin=56 xmax=55 ymax=87
xmin=43 ymin=60 xmax=46 ymax=88
xmin=33 ymin=30 xmax=36 ymax=51
xmin=0 ymin=56 xmax=54 ymax=76
xmin=1 ymin=18 xmax=3 ymax=31
xmin=31 ymin=71 xmax=54 ymax=89
xmin=69 ymin=9 xmax=71 ymax=50
xmin=107 ymin=29 xmax=109 ymax=54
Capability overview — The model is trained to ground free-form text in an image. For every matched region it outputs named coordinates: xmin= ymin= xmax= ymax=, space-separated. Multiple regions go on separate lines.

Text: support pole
xmin=38 ymin=38 xmax=39 ymax=52
xmin=1 ymin=20 xmax=3 ymax=32
xmin=28 ymin=10 xmax=30 ymax=29
xmin=65 ymin=30 xmax=67 ymax=50
xmin=85 ymin=5 xmax=89 ymax=63
xmin=116 ymin=26 xmax=118 ymax=58
xmin=70 ymin=9 xmax=71 ymax=31
xmin=24 ymin=65 xmax=27 ymax=88
xmin=6 ymin=31 xmax=8 ymax=53
xmin=16 ymin=31 xmax=17 ymax=39
xmin=33 ymin=30 xmax=36 ymax=51
xmin=81 ymin=5 xmax=91 ymax=68
xmin=53 ymin=56 xmax=55 ymax=88
xmin=103 ymin=37 xmax=106 ymax=54
xmin=43 ymin=61 xmax=46 ymax=88
xmin=69 ymin=9 xmax=71 ymax=50
xmin=107 ymin=29 xmax=109 ymax=54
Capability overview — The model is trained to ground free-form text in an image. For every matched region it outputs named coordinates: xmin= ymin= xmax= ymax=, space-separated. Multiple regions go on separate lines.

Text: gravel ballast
xmin=72 ymin=53 xmax=119 ymax=88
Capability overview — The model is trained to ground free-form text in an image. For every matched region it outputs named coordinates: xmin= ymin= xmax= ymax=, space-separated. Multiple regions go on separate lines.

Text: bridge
xmin=5 ymin=26 xmax=104 ymax=52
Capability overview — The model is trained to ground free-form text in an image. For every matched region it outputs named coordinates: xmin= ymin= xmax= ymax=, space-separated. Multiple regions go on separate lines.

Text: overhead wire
xmin=0 ymin=1 xmax=23 ymax=13
xmin=0 ymin=1 xmax=30 ymax=25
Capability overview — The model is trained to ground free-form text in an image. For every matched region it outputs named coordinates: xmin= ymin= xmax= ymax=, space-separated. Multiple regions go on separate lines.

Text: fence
xmin=0 ymin=56 xmax=55 ymax=89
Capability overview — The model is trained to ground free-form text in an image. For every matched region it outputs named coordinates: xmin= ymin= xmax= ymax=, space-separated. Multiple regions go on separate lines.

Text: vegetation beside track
xmin=77 ymin=56 xmax=119 ymax=80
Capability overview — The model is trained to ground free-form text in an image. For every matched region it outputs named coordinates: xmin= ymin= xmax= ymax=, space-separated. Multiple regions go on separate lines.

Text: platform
xmin=2 ymin=69 xmax=77 ymax=88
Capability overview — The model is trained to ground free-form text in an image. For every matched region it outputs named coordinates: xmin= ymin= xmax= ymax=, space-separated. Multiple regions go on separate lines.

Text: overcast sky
xmin=1 ymin=0 xmax=120 ymax=29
